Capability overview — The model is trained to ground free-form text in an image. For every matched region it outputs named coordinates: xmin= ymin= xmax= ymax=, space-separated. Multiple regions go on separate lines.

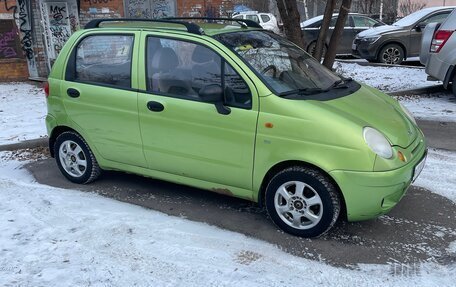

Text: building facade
xmin=0 ymin=0 xmax=233 ymax=81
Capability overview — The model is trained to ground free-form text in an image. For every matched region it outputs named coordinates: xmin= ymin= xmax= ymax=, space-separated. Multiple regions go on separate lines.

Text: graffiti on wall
xmin=0 ymin=30 xmax=17 ymax=58
xmin=127 ymin=0 xmax=151 ymax=18
xmin=1 ymin=0 xmax=38 ymax=77
xmin=47 ymin=3 xmax=71 ymax=56
xmin=152 ymin=0 xmax=175 ymax=18
xmin=0 ymin=20 xmax=22 ymax=59
xmin=126 ymin=0 xmax=175 ymax=19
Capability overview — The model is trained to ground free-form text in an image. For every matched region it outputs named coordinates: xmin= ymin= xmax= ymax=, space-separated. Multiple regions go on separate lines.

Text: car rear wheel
xmin=54 ymin=131 xmax=101 ymax=184
xmin=265 ymin=166 xmax=341 ymax=238
xmin=378 ymin=44 xmax=404 ymax=65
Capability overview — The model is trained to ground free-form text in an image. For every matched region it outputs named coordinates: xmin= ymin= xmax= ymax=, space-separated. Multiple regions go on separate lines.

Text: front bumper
xmin=330 ymin=137 xmax=427 ymax=222
xmin=352 ymin=38 xmax=379 ymax=61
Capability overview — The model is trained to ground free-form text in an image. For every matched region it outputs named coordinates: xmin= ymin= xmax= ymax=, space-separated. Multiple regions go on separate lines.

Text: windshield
xmin=214 ymin=31 xmax=342 ymax=96
xmin=393 ymin=9 xmax=432 ymax=27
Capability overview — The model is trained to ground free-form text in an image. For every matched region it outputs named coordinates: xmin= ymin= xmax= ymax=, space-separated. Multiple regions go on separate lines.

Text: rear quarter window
xmin=70 ymin=34 xmax=134 ymax=88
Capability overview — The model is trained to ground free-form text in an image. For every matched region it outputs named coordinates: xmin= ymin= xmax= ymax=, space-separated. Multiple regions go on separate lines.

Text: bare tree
xmin=399 ymin=0 xmax=426 ymax=16
xmin=323 ymin=0 xmax=352 ymax=69
xmin=275 ymin=0 xmax=306 ymax=49
xmin=313 ymin=0 xmax=336 ymax=61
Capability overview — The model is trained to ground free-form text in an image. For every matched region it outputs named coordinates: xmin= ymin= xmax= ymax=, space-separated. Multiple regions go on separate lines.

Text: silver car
xmin=420 ymin=9 xmax=456 ymax=96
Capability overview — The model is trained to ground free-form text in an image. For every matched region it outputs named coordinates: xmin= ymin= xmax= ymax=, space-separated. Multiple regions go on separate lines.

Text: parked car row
xmin=300 ymin=6 xmax=455 ymax=65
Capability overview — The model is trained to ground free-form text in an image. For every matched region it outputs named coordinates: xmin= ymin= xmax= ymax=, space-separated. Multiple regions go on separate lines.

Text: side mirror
xmin=415 ymin=22 xmax=427 ymax=32
xmin=199 ymin=84 xmax=231 ymax=115
xmin=373 ymin=22 xmax=384 ymax=27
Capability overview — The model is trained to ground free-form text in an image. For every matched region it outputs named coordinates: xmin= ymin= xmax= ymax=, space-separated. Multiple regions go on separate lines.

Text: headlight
xmin=362 ymin=36 xmax=380 ymax=43
xmin=363 ymin=127 xmax=393 ymax=159
xmin=399 ymin=102 xmax=417 ymax=125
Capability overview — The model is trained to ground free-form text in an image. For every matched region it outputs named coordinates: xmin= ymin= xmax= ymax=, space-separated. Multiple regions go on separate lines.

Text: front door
xmin=61 ymin=32 xmax=147 ymax=167
xmin=137 ymin=34 xmax=259 ymax=191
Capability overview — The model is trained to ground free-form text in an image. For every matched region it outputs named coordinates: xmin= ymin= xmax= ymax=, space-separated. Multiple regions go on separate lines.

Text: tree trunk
xmin=313 ymin=0 xmax=336 ymax=61
xmin=323 ymin=0 xmax=352 ymax=69
xmin=276 ymin=0 xmax=306 ymax=49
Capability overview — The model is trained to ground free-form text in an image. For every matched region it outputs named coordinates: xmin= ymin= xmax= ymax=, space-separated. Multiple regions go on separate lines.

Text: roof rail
xmin=164 ymin=17 xmax=263 ymax=29
xmin=84 ymin=18 xmax=204 ymax=35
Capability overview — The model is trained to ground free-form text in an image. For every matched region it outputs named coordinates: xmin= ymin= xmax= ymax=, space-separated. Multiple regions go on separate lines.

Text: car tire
xmin=452 ymin=74 xmax=456 ymax=97
xmin=378 ymin=44 xmax=404 ymax=65
xmin=264 ymin=166 xmax=341 ymax=238
xmin=307 ymin=41 xmax=327 ymax=58
xmin=54 ymin=131 xmax=101 ymax=184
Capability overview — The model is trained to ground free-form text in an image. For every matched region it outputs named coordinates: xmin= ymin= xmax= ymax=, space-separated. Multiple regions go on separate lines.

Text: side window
xmin=260 ymin=14 xmax=271 ymax=23
xmin=146 ymin=37 xmax=221 ymax=100
xmin=330 ymin=16 xmax=350 ymax=27
xmin=422 ymin=12 xmax=450 ymax=25
xmin=146 ymin=36 xmax=251 ymax=109
xmin=353 ymin=16 xmax=375 ymax=28
xmin=246 ymin=15 xmax=260 ymax=23
xmin=233 ymin=15 xmax=243 ymax=19
xmin=75 ymin=35 xmax=133 ymax=88
xmin=224 ymin=63 xmax=252 ymax=109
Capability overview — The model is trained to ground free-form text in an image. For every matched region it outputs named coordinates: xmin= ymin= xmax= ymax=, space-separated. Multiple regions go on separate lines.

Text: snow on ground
xmin=0 ymin=82 xmax=47 ymax=145
xmin=414 ymin=148 xmax=456 ymax=203
xmin=335 ymin=61 xmax=441 ymax=92
xmin=0 ymin=153 xmax=455 ymax=287
xmin=397 ymin=93 xmax=456 ymax=122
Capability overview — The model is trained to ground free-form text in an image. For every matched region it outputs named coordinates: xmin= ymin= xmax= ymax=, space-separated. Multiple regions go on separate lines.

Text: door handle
xmin=67 ymin=88 xmax=80 ymax=98
xmin=147 ymin=101 xmax=164 ymax=112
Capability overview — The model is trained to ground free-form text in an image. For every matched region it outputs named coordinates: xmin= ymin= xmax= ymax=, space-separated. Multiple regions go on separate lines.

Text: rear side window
xmin=74 ymin=35 xmax=134 ymax=88
xmin=260 ymin=14 xmax=271 ymax=23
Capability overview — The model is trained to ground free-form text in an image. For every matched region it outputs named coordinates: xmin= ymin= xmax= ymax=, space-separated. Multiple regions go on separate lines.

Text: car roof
xmin=84 ymin=18 xmax=263 ymax=37
xmin=300 ymin=13 xmax=369 ymax=27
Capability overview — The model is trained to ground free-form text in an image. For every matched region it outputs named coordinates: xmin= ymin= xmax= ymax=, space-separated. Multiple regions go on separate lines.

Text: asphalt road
xmin=417 ymin=120 xmax=456 ymax=151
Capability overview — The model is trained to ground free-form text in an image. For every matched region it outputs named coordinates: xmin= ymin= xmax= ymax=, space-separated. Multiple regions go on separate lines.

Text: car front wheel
xmin=378 ymin=44 xmax=404 ymax=65
xmin=265 ymin=166 xmax=341 ymax=238
xmin=54 ymin=131 xmax=101 ymax=184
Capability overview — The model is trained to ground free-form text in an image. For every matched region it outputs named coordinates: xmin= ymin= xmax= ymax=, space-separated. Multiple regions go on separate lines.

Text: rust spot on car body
xmin=211 ymin=188 xmax=233 ymax=196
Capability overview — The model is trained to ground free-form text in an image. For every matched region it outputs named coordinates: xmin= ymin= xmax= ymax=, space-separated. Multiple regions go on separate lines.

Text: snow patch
xmin=397 ymin=94 xmax=456 ymax=122
xmin=414 ymin=148 xmax=456 ymax=203
xmin=0 ymin=82 xmax=47 ymax=145
xmin=1 ymin=153 xmax=456 ymax=286
xmin=336 ymin=62 xmax=440 ymax=92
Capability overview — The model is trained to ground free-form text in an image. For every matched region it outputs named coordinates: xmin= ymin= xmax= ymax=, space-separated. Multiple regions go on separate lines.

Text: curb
xmin=0 ymin=137 xmax=48 ymax=152
xmin=388 ymin=85 xmax=445 ymax=97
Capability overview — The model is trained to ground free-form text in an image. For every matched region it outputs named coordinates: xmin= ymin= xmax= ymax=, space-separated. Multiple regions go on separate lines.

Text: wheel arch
xmin=257 ymin=160 xmax=347 ymax=220
xmin=48 ymin=125 xmax=79 ymax=157
xmin=376 ymin=41 xmax=408 ymax=61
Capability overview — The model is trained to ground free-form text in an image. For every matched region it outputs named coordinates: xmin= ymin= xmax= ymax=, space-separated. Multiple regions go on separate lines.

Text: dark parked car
xmin=301 ymin=13 xmax=383 ymax=55
xmin=353 ymin=6 xmax=455 ymax=65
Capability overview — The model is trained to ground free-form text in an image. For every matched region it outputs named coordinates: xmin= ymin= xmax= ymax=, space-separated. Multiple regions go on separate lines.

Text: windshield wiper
xmin=279 ymin=87 xmax=325 ymax=97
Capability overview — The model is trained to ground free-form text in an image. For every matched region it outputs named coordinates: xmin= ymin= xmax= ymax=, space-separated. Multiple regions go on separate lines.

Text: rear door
xmin=137 ymin=33 xmax=259 ymax=192
xmin=61 ymin=31 xmax=147 ymax=167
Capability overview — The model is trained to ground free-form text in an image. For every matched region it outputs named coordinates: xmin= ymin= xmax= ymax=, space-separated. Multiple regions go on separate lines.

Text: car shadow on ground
xmin=26 ymin=158 xmax=456 ymax=268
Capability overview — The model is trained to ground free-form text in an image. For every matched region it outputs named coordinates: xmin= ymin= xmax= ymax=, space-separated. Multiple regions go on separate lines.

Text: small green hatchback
xmin=45 ymin=18 xmax=427 ymax=237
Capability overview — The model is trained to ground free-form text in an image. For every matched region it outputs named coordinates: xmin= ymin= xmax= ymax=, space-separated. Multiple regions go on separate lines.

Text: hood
xmin=320 ymin=86 xmax=417 ymax=148
xmin=357 ymin=25 xmax=405 ymax=37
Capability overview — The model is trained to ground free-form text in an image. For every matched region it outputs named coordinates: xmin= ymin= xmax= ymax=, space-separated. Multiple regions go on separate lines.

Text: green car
xmin=45 ymin=18 xmax=427 ymax=238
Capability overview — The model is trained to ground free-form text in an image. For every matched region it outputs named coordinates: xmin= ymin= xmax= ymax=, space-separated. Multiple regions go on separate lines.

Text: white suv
xmin=233 ymin=11 xmax=280 ymax=34
xmin=420 ymin=9 xmax=456 ymax=97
